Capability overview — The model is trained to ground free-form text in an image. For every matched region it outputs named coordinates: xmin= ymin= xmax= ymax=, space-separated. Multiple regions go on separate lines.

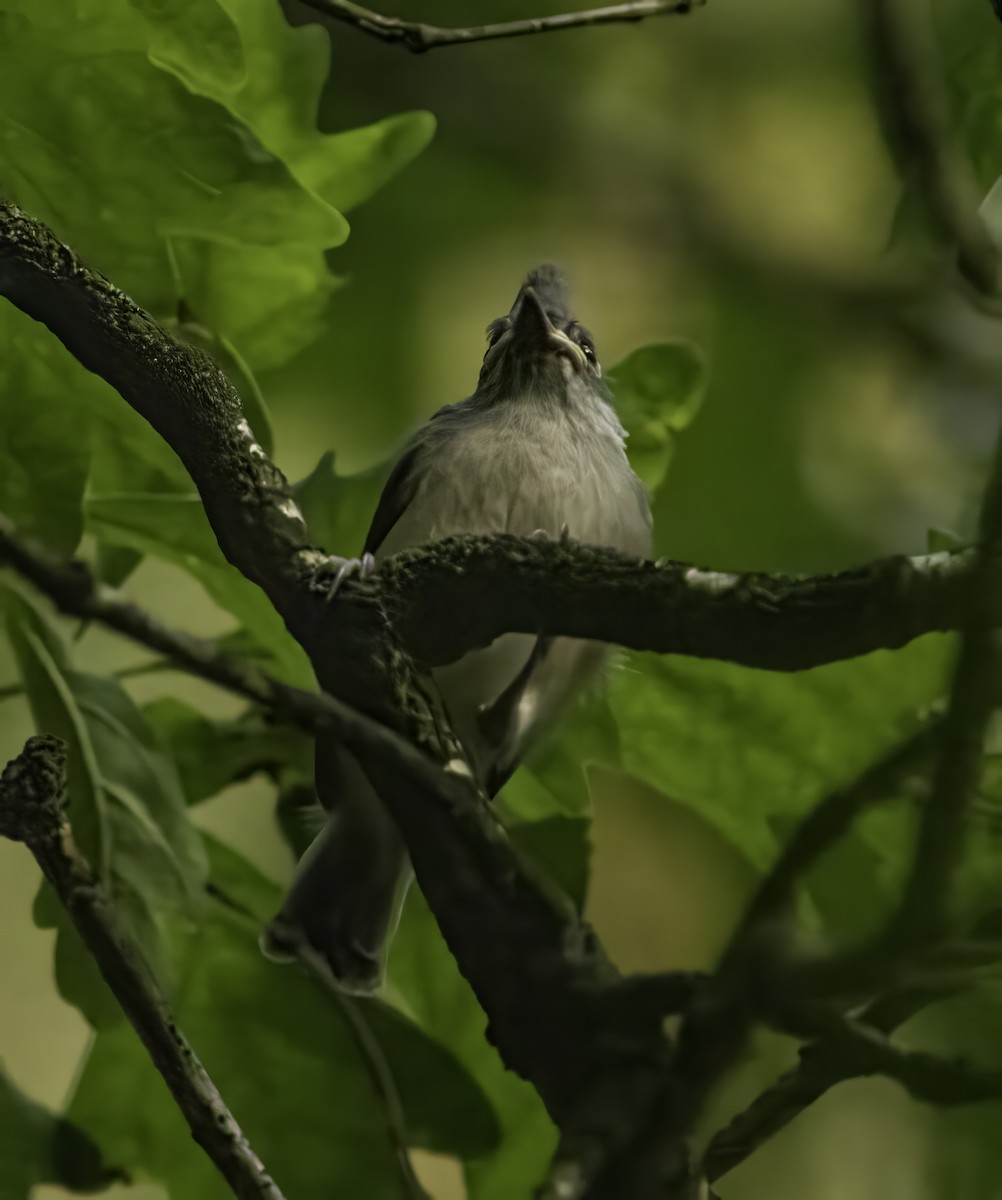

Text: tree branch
xmin=0 ymin=204 xmax=313 ymax=616
xmin=378 ymin=537 xmax=978 ymax=669
xmin=787 ymin=1010 xmax=1002 ymax=1106
xmin=0 ymin=504 xmax=984 ymax=685
xmin=703 ymin=984 xmax=966 ymax=1182
xmin=723 ymin=722 xmax=937 ymax=967
xmin=0 ymin=199 xmax=682 ymax=1196
xmin=0 ymin=736 xmax=287 ymax=1200
xmin=642 ymin=2 xmax=1002 ymax=1180
xmin=299 ymin=0 xmax=704 ymax=53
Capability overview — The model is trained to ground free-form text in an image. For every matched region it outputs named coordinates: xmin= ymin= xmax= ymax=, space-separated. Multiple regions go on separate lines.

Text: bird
xmin=263 ymin=265 xmax=653 ymax=994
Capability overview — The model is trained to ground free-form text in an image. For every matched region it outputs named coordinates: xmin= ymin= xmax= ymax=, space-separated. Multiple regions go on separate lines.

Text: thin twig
xmin=779 ymin=1009 xmax=1002 ymax=1106
xmin=300 ymin=0 xmax=703 ymax=53
xmin=294 ymin=945 xmax=431 ymax=1200
xmin=0 ymin=735 xmax=287 ymax=1200
xmin=705 ymin=905 xmax=1002 ymax=1182
xmin=703 ymin=983 xmax=963 ymax=1182
xmin=724 ymin=722 xmax=937 ymax=960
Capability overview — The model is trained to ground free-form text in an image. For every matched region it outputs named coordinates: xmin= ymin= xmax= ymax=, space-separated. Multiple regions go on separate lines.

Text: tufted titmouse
xmin=264 ymin=266 xmax=653 ymax=993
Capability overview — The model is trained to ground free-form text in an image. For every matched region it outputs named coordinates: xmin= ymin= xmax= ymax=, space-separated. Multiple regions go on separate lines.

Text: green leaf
xmin=361 ymin=1002 xmax=501 ymax=1158
xmin=84 ymin=493 xmax=313 ymax=688
xmin=511 ymin=690 xmax=622 ymax=821
xmin=390 ymin=895 xmax=557 ymax=1200
xmin=510 ymin=818 xmax=591 ymax=912
xmin=132 ymin=0 xmax=436 ymax=213
xmin=304 ymin=114 xmax=439 ymax=215
xmin=607 ymin=341 xmax=708 ymax=493
xmin=293 ymin=450 xmax=392 ymax=557
xmin=142 ymin=697 xmax=311 ymax=805
xmin=0 ymin=1065 xmax=122 ymax=1198
xmin=0 ymin=0 xmax=370 ymax=551
xmin=67 ymin=837 xmax=499 ymax=1198
xmin=0 ymin=313 xmax=93 ymax=555
xmin=0 ymin=0 xmax=432 ymax=563
xmin=0 ymin=582 xmax=207 ymax=1026
xmin=168 ymin=237 xmax=344 ymax=371
xmin=388 ymin=825 xmax=592 ymax=1198
xmin=131 ymin=0 xmax=246 ymax=94
xmin=122 ymin=0 xmax=434 ymax=368
xmin=928 ymin=526 xmax=969 ymax=554
xmin=769 ymin=812 xmax=892 ymax=944
xmin=607 ymin=636 xmax=952 ymax=871
xmin=0 ymin=5 xmax=347 ymax=311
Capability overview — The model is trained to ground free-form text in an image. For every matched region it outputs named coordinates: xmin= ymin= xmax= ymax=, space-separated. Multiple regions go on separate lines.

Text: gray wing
xmin=362 ymin=403 xmax=458 ymax=556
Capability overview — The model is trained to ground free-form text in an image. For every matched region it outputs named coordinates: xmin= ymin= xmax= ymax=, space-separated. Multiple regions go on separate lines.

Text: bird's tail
xmin=261 ymin=744 xmax=411 ymax=995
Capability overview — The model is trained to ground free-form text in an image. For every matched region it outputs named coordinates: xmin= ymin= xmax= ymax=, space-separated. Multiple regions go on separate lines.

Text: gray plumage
xmin=264 ymin=266 xmax=652 ymax=993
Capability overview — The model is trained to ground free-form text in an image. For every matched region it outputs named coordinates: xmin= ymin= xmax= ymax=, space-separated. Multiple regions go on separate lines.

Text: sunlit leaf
xmin=608 ymin=341 xmax=708 ymax=493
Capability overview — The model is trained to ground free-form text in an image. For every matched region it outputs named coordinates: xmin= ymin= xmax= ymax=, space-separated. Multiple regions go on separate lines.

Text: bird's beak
xmin=510 ymin=287 xmax=587 ymax=372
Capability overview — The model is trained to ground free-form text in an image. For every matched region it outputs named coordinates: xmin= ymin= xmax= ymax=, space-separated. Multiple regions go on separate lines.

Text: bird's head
xmin=475 ymin=265 xmax=604 ymax=402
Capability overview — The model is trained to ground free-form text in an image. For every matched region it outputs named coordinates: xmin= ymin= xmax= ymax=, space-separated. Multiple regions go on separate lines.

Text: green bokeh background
xmin=2 ymin=0 xmax=1000 ymax=1197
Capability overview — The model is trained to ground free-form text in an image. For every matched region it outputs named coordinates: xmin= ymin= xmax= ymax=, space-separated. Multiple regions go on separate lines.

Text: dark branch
xmin=299 ymin=0 xmax=704 ymax=53
xmin=0 ymin=202 xmax=313 ymax=615
xmin=684 ymin=0 xmax=1002 ymax=1177
xmin=0 ymin=507 xmax=986 ymax=688
xmin=704 ymin=984 xmax=966 ymax=1182
xmin=0 ymin=199 xmax=680 ymax=1194
xmin=378 ymin=537 xmax=977 ymax=670
xmin=0 ymin=736 xmax=287 ymax=1200
xmin=788 ymin=1010 xmax=1002 ymax=1106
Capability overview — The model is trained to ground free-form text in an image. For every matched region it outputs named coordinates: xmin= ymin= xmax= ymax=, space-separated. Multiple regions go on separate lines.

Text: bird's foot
xmin=316 ymin=552 xmax=377 ymax=601
xmin=529 ymin=523 xmax=572 ymax=545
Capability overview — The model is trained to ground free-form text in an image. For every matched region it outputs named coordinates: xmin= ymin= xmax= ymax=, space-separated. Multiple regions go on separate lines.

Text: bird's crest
xmin=521 ymin=263 xmax=571 ymax=322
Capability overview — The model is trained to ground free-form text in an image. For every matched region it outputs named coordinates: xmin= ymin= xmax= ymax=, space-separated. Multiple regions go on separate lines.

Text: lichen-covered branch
xmin=0 ymin=736 xmax=287 ymax=1200
xmin=377 ymin=536 xmax=978 ymax=670
xmin=0 ymin=509 xmax=984 ymax=691
xmin=299 ymin=0 xmax=704 ymax=53
xmin=0 ymin=199 xmax=678 ymax=1194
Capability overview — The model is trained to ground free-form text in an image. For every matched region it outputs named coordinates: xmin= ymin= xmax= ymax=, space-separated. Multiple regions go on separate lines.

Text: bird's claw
xmin=529 ymin=523 xmax=572 ymax=545
xmin=318 ymin=552 xmax=377 ymax=601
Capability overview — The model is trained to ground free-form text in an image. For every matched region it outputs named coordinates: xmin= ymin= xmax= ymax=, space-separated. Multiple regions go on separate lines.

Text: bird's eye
xmin=580 ymin=340 xmax=596 ymax=363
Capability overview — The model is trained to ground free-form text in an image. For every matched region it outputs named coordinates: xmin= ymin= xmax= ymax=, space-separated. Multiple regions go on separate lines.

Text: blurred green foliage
xmin=2 ymin=1 xmax=1002 ymax=1199
xmin=0 ymin=1067 xmax=120 ymax=1198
